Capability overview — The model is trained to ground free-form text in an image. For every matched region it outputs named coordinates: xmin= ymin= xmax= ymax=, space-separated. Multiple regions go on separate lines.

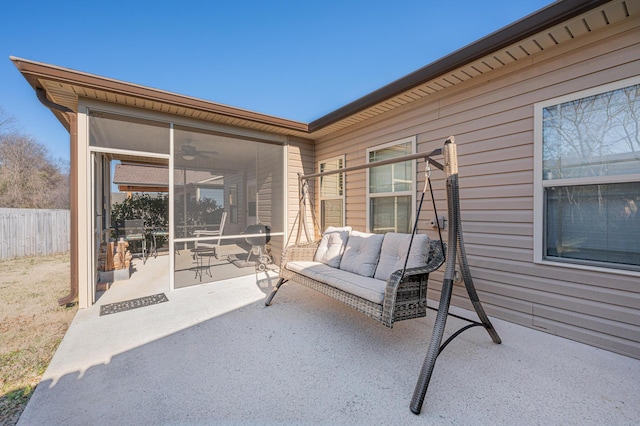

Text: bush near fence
xmin=0 ymin=208 xmax=70 ymax=260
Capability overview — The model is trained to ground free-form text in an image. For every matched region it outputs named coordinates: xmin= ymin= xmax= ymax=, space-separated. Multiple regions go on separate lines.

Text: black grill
xmin=244 ymin=223 xmax=270 ymax=246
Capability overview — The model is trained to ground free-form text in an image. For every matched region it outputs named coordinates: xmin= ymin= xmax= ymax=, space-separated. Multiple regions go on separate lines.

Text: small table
xmin=190 ymin=248 xmax=217 ymax=281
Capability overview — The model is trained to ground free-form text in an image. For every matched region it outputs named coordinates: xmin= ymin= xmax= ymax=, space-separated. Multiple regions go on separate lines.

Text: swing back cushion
xmin=374 ymin=233 xmax=430 ymax=281
xmin=313 ymin=226 xmax=352 ymax=268
xmin=339 ymin=230 xmax=384 ymax=277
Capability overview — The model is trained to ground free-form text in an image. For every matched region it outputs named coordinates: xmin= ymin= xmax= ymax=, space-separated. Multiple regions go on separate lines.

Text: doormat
xmin=100 ymin=293 xmax=169 ymax=316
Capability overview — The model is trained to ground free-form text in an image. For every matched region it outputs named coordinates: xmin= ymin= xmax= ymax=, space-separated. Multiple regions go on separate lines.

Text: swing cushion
xmin=373 ymin=233 xmax=430 ymax=281
xmin=286 ymin=261 xmax=387 ymax=304
xmin=339 ymin=231 xmax=384 ymax=277
xmin=314 ymin=226 xmax=352 ymax=268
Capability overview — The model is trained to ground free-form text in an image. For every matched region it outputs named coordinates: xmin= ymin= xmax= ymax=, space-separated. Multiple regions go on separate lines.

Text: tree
xmin=0 ymin=106 xmax=17 ymax=132
xmin=0 ymin=107 xmax=70 ymax=209
xmin=110 ymin=193 xmax=224 ymax=241
xmin=111 ymin=193 xmax=169 ymax=232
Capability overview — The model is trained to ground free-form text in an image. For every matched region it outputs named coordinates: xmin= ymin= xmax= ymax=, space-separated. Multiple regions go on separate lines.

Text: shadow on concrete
xmin=18 ymin=276 xmax=640 ymax=425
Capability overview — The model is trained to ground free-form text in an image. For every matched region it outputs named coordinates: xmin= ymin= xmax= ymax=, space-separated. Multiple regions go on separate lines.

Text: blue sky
xmin=1 ymin=0 xmax=553 ymax=163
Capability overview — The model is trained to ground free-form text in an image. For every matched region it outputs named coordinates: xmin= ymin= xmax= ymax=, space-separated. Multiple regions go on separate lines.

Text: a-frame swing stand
xmin=267 ymin=136 xmax=501 ymax=415
xmin=410 ymin=137 xmax=501 ymax=414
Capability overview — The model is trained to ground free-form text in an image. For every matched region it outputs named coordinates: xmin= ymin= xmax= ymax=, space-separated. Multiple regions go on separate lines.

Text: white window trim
xmin=318 ymin=155 xmax=345 ymax=229
xmin=533 ymin=75 xmax=640 ymax=277
xmin=366 ymin=136 xmax=416 ymax=233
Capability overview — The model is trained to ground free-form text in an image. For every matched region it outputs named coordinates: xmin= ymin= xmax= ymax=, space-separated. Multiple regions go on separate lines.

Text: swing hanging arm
xmin=294 ymin=147 xmax=444 ymax=245
xmin=300 ymin=147 xmax=444 ymax=182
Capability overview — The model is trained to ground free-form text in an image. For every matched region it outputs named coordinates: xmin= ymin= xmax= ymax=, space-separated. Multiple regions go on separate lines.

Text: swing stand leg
xmin=411 ymin=139 xmax=502 ymax=415
xmin=265 ymin=278 xmax=287 ymax=306
xmin=410 ymin=278 xmax=454 ymax=414
xmin=461 ymin=268 xmax=502 ymax=345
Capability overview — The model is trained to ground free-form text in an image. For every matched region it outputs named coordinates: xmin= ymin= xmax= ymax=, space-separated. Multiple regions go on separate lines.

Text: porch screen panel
xmin=89 ymin=111 xmax=170 ymax=154
xmin=172 ymin=125 xmax=284 ymax=288
xmin=256 ymin=143 xmax=284 ymax=233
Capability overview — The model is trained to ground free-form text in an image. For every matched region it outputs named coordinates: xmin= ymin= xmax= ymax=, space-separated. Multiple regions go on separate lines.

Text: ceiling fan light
xmin=182 ymin=154 xmax=196 ymax=161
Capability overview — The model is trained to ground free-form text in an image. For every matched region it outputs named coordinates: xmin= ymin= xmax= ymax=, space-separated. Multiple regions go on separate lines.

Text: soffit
xmin=12 ymin=60 xmax=311 ymax=138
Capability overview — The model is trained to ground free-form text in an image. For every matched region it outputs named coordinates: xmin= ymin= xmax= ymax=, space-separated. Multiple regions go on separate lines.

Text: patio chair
xmin=150 ymin=227 xmax=177 ymax=258
xmin=123 ymin=219 xmax=147 ymax=264
xmin=193 ymin=211 xmax=227 ymax=258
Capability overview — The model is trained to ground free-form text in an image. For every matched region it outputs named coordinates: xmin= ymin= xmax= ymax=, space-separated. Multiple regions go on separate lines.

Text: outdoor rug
xmin=100 ymin=293 xmax=169 ymax=316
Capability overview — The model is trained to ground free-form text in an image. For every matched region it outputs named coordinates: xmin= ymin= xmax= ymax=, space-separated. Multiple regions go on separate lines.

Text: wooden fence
xmin=0 ymin=208 xmax=71 ymax=260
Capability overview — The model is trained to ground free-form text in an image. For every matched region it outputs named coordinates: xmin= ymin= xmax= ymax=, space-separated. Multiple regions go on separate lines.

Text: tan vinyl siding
xmin=286 ymin=137 xmax=315 ymax=245
xmin=314 ymin=16 xmax=640 ymax=359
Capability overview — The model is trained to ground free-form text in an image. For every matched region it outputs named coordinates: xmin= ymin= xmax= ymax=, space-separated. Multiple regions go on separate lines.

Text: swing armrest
xmin=382 ymin=241 xmax=446 ymax=327
xmin=281 ymin=241 xmax=321 ymax=266
xmin=410 ymin=240 xmax=446 ymax=276
xmin=389 ymin=240 xmax=446 ymax=285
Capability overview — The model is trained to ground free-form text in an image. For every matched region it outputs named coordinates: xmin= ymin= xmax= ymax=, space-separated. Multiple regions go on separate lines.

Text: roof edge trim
xmin=10 ymin=56 xmax=309 ymax=133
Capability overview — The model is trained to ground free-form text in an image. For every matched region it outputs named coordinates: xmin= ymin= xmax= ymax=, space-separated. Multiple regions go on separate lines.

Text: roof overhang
xmin=11 ymin=0 xmax=633 ymax=140
xmin=10 ymin=56 xmax=310 ymax=137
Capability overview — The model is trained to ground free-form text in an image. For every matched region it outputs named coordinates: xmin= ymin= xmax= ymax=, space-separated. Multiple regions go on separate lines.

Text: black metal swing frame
xmin=265 ymin=136 xmax=501 ymax=415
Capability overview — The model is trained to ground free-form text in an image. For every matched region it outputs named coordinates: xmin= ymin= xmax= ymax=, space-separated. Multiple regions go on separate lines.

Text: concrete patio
xmin=18 ymin=255 xmax=640 ymax=425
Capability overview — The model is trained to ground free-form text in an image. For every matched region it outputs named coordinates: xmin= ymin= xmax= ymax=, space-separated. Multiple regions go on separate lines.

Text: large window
xmin=318 ymin=156 xmax=345 ymax=230
xmin=367 ymin=137 xmax=415 ymax=234
xmin=535 ymin=77 xmax=640 ymax=272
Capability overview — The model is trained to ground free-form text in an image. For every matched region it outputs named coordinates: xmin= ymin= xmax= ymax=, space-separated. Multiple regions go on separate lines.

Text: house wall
xmin=286 ymin=136 xmax=316 ymax=250
xmin=313 ymin=16 xmax=640 ymax=359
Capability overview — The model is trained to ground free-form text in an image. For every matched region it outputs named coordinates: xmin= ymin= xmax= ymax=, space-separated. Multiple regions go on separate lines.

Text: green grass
xmin=0 ymin=253 xmax=76 ymax=425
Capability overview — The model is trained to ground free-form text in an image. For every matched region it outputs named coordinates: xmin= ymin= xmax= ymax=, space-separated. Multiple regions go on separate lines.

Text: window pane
xmin=545 ymin=183 xmax=640 ymax=269
xmin=370 ymin=195 xmax=411 ymax=234
xmin=542 ymin=84 xmax=640 ymax=180
xmin=320 ymin=158 xmax=343 ymax=197
xmin=321 ymin=199 xmax=343 ymax=229
xmin=369 ymin=142 xmax=412 ymax=193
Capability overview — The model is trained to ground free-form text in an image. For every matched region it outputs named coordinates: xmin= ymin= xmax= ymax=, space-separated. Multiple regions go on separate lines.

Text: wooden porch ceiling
xmin=11 ymin=0 xmax=637 ymax=141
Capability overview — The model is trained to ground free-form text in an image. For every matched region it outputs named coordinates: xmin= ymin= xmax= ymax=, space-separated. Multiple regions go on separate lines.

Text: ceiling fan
xmin=181 ymin=142 xmax=207 ymax=161
xmin=180 ymin=140 xmax=218 ymax=161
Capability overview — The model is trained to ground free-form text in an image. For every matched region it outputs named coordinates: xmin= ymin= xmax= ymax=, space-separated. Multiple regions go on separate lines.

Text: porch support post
xmin=59 ymin=111 xmax=79 ymax=306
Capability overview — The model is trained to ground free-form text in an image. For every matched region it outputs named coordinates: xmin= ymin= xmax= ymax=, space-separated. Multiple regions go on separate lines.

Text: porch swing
xmin=265 ymin=136 xmax=501 ymax=415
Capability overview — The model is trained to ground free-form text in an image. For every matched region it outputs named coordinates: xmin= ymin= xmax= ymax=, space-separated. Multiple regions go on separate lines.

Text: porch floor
xmin=19 ymin=264 xmax=640 ymax=425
